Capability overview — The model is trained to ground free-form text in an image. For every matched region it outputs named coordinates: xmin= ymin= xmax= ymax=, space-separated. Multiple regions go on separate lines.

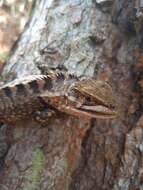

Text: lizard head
xmin=66 ymin=79 xmax=118 ymax=119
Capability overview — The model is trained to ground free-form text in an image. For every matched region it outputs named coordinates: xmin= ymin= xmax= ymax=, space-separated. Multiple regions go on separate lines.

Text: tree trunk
xmin=0 ymin=0 xmax=143 ymax=189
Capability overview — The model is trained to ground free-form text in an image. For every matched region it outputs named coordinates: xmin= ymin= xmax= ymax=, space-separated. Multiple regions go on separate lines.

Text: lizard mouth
xmin=77 ymin=105 xmax=117 ymax=119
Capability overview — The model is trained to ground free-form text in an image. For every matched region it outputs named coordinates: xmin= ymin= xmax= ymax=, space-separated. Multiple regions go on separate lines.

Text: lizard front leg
xmin=33 ymin=108 xmax=56 ymax=126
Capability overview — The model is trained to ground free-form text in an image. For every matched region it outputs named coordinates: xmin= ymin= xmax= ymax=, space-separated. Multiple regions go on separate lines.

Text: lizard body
xmin=0 ymin=71 xmax=117 ymax=124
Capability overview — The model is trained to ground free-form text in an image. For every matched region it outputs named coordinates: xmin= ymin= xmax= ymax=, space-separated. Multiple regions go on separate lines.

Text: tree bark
xmin=0 ymin=0 xmax=143 ymax=190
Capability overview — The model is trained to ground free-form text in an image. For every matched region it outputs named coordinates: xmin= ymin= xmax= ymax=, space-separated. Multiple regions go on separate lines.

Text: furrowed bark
xmin=0 ymin=0 xmax=143 ymax=189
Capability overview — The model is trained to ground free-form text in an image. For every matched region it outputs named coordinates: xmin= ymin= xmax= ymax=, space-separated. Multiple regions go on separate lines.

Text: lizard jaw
xmin=60 ymin=105 xmax=117 ymax=119
xmin=78 ymin=105 xmax=117 ymax=119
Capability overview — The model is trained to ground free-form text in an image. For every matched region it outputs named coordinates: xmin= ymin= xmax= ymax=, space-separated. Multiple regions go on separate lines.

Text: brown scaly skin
xmin=0 ymin=71 xmax=117 ymax=124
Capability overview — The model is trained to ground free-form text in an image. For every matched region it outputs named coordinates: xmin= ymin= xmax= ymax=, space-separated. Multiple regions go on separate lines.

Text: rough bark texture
xmin=0 ymin=0 xmax=143 ymax=190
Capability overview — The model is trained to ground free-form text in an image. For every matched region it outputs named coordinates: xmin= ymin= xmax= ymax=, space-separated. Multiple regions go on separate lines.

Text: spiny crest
xmin=53 ymin=71 xmax=78 ymax=82
xmin=0 ymin=75 xmax=54 ymax=98
xmin=55 ymin=72 xmax=65 ymax=81
xmin=0 ymin=72 xmax=78 ymax=99
xmin=1 ymin=75 xmax=50 ymax=88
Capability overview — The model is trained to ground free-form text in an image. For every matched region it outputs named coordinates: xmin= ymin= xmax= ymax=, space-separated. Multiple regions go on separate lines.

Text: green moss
xmin=23 ymin=149 xmax=45 ymax=190
xmin=0 ymin=52 xmax=8 ymax=62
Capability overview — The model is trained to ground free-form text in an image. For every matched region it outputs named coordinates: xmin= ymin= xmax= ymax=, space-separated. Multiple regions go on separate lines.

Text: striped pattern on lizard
xmin=0 ymin=71 xmax=117 ymax=124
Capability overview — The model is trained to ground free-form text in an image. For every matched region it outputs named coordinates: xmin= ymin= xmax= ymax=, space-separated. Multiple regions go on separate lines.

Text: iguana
xmin=0 ymin=71 xmax=117 ymax=124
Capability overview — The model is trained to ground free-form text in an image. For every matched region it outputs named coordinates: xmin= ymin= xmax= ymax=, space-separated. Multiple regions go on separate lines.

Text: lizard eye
xmin=111 ymin=105 xmax=116 ymax=109
xmin=85 ymin=96 xmax=91 ymax=101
